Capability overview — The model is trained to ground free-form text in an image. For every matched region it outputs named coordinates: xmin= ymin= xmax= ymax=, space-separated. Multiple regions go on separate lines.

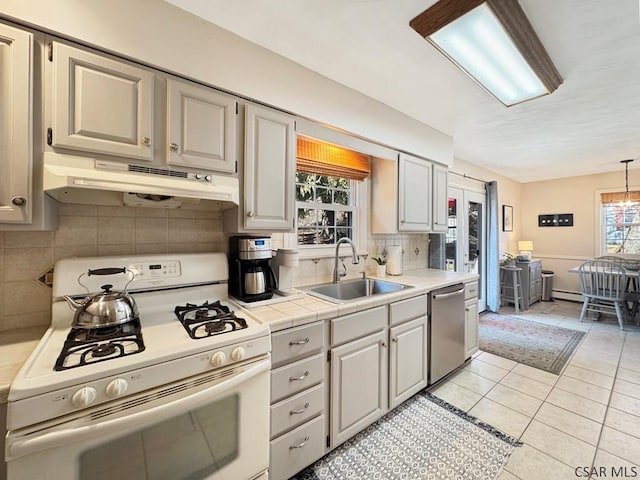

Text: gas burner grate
xmin=174 ymin=300 xmax=248 ymax=339
xmin=54 ymin=320 xmax=145 ymax=371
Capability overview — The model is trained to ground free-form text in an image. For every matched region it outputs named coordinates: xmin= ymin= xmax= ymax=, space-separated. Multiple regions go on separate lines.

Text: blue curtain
xmin=486 ymin=181 xmax=500 ymax=312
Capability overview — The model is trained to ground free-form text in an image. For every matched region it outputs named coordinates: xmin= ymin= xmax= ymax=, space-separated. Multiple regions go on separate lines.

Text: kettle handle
xmin=88 ymin=267 xmax=126 ymax=276
xmin=77 ymin=267 xmax=135 ymax=293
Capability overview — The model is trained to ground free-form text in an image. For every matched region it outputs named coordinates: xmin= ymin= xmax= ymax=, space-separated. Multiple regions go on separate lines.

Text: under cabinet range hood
xmin=43 ymin=152 xmax=240 ymax=208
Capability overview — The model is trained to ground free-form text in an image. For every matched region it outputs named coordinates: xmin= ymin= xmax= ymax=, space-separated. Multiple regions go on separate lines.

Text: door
xmin=244 ymin=103 xmax=295 ymax=231
xmin=447 ymin=187 xmax=487 ymax=311
xmin=330 ymin=330 xmax=387 ymax=447
xmin=398 ymin=153 xmax=431 ymax=232
xmin=389 ymin=316 xmax=428 ymax=409
xmin=50 ymin=42 xmax=154 ymax=160
xmin=167 ymin=78 xmax=237 ymax=173
xmin=0 ymin=23 xmax=33 ymax=223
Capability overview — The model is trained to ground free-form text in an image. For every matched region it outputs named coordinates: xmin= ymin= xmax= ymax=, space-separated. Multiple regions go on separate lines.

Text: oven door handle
xmin=7 ymin=357 xmax=270 ymax=460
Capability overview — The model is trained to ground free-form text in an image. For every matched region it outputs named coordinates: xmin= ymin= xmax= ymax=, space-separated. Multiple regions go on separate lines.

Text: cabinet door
xmin=0 ymin=23 xmax=33 ymax=223
xmin=330 ymin=329 xmax=388 ymax=447
xmin=244 ymin=104 xmax=295 ymax=230
xmin=51 ymin=42 xmax=154 ymax=160
xmin=167 ymin=78 xmax=236 ymax=173
xmin=465 ymin=299 xmax=479 ymax=358
xmin=398 ymin=153 xmax=431 ymax=232
xmin=432 ymin=163 xmax=448 ymax=233
xmin=389 ymin=315 xmax=428 ymax=409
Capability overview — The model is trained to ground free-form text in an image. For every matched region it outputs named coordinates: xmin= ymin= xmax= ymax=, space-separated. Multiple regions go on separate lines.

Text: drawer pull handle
xmin=290 ymin=436 xmax=310 ymax=450
xmin=289 ymin=337 xmax=310 ymax=346
xmin=289 ymin=402 xmax=310 ymax=415
xmin=289 ymin=371 xmax=309 ymax=382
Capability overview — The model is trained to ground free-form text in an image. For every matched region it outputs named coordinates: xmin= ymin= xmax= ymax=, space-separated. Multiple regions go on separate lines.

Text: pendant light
xmin=621 ymin=159 xmax=635 ymax=206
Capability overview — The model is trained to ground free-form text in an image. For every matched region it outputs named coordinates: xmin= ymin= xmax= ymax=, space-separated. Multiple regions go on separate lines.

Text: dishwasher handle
xmin=432 ymin=287 xmax=464 ymax=300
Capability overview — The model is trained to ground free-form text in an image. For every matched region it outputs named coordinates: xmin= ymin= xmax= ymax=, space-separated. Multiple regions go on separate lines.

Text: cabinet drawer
xmin=271 ymin=321 xmax=324 ymax=368
xmin=389 ymin=295 xmax=427 ymax=326
xmin=271 ymin=353 xmax=324 ymax=403
xmin=465 ymin=281 xmax=478 ymax=300
xmin=270 ymin=415 xmax=325 ymax=480
xmin=331 ymin=306 xmax=386 ymax=346
xmin=271 ymin=384 xmax=324 ymax=438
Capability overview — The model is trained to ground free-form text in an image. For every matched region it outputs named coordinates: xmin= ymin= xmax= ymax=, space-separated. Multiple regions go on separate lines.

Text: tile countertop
xmin=0 ymin=327 xmax=48 ymax=403
xmin=0 ymin=268 xmax=477 ymax=402
xmin=247 ymin=267 xmax=479 ymax=333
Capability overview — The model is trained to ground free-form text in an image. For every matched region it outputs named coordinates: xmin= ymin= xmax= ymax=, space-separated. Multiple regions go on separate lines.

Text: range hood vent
xmin=43 ymin=152 xmax=240 ymax=207
xmin=127 ymin=164 xmax=189 ymax=178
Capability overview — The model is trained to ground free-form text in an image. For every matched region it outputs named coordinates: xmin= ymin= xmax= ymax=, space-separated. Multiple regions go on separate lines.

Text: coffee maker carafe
xmin=229 ymin=236 xmax=277 ymax=302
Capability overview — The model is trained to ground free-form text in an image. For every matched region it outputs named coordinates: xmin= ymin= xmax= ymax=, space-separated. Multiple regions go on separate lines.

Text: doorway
xmin=446 ymin=186 xmax=487 ymax=311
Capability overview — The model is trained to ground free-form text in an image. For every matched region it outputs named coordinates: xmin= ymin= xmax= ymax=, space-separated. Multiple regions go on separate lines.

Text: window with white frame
xmin=601 ymin=191 xmax=640 ymax=254
xmin=294 ymin=136 xmax=370 ymax=252
xmin=296 ymin=173 xmax=355 ymax=245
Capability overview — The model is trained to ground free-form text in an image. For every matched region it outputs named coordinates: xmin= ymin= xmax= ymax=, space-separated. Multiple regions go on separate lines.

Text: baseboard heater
xmin=551 ymin=290 xmax=582 ymax=303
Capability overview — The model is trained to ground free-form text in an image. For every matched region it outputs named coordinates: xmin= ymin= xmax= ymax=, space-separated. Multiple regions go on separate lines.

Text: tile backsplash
xmin=0 ymin=204 xmax=225 ymax=332
xmin=0 ymin=204 xmax=434 ymax=333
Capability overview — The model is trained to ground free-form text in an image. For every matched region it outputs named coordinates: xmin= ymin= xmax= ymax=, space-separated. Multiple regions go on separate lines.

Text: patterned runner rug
xmin=297 ymin=391 xmax=521 ymax=480
xmin=479 ymin=313 xmax=585 ymax=374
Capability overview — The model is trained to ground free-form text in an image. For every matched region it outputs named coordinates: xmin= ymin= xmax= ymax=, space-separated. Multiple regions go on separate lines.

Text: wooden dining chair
xmin=578 ymin=259 xmax=628 ymax=330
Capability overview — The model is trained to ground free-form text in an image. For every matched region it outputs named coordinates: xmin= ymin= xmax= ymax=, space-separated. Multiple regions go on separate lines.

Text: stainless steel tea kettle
xmin=64 ymin=267 xmax=139 ymax=329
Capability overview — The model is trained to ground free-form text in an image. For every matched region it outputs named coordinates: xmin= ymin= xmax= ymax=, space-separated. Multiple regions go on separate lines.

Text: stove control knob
xmin=72 ymin=386 xmax=97 ymax=408
xmin=231 ymin=347 xmax=245 ymax=362
xmin=105 ymin=378 xmax=129 ymax=398
xmin=210 ymin=351 xmax=227 ymax=367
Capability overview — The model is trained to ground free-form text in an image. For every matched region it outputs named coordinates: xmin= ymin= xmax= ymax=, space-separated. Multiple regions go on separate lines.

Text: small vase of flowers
xmin=503 ymin=253 xmax=517 ymax=266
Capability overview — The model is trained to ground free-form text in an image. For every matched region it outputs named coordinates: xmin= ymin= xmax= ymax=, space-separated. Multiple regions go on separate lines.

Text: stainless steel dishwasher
xmin=428 ymin=283 xmax=466 ymax=384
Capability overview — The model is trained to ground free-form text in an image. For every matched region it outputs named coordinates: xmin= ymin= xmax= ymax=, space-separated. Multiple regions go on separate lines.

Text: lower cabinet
xmin=389 ymin=315 xmax=428 ymax=409
xmin=464 ymin=281 xmax=480 ymax=359
xmin=330 ymin=329 xmax=388 ymax=447
xmin=269 ymin=321 xmax=326 ymax=480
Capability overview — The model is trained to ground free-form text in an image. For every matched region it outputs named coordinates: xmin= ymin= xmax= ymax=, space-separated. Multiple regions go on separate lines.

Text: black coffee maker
xmin=229 ymin=236 xmax=277 ymax=302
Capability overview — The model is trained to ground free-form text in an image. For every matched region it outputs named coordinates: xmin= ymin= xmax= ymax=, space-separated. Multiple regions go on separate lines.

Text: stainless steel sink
xmin=306 ymin=278 xmax=412 ymax=303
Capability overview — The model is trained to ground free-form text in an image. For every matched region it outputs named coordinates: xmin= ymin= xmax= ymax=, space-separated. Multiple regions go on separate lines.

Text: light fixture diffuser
xmin=410 ymin=0 xmax=562 ymax=106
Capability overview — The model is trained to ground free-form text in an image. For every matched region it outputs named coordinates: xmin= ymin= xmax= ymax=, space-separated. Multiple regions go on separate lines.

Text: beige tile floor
xmin=429 ymin=300 xmax=640 ymax=480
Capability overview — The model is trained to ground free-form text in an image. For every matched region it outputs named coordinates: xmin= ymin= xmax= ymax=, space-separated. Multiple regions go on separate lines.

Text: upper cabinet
xmin=241 ymin=103 xmax=295 ymax=231
xmin=0 ymin=23 xmax=33 ymax=223
xmin=50 ymin=42 xmax=154 ymax=160
xmin=166 ymin=78 xmax=236 ymax=173
xmin=432 ymin=163 xmax=448 ymax=233
xmin=398 ymin=153 xmax=431 ymax=232
xmin=371 ymin=153 xmax=448 ymax=234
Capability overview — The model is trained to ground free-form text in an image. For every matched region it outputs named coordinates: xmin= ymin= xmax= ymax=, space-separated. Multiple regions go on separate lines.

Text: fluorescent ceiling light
xmin=410 ymin=0 xmax=562 ymax=106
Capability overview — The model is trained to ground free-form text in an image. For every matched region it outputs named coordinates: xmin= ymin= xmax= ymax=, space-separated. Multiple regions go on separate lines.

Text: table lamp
xmin=518 ymin=241 xmax=533 ymax=261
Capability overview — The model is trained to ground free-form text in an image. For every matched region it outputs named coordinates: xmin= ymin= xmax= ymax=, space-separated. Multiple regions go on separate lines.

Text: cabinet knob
xmin=391 ymin=338 xmax=397 ymax=343
xmin=247 ymin=211 xmax=254 ymax=218
xmin=380 ymin=341 xmax=387 ymax=348
xmin=142 ymin=137 xmax=151 ymax=146
xmin=11 ymin=196 xmax=26 ymax=206
xmin=169 ymin=142 xmax=179 ymax=151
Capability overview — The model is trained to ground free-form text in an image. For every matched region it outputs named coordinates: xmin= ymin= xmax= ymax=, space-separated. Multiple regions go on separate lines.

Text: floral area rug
xmin=296 ymin=391 xmax=521 ymax=480
xmin=479 ymin=313 xmax=585 ymax=374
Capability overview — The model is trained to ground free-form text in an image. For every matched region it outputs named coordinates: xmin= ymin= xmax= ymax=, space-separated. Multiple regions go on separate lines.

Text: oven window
xmin=78 ymin=394 xmax=239 ymax=479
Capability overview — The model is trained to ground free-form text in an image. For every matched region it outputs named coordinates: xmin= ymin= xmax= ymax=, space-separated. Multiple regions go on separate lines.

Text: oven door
xmin=6 ymin=355 xmax=270 ymax=480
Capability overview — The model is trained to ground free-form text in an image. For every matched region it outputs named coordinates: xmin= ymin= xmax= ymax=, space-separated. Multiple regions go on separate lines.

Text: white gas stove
xmin=6 ymin=253 xmax=271 ymax=480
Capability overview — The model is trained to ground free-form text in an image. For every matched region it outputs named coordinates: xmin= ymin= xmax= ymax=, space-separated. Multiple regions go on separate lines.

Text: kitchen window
xmin=296 ymin=173 xmax=355 ymax=245
xmin=293 ymin=136 xmax=370 ymax=254
xmin=600 ymin=191 xmax=640 ymax=254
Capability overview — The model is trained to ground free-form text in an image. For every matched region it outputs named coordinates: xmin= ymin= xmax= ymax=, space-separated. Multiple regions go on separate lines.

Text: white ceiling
xmin=165 ymin=0 xmax=640 ymax=183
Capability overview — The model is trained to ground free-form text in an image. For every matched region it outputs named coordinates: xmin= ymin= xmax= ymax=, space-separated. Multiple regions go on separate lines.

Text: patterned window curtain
xmin=485 ymin=181 xmax=500 ymax=312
